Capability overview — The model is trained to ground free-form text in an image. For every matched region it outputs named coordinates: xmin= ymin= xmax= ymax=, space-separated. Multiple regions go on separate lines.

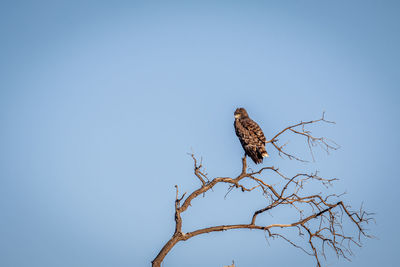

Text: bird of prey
xmin=234 ymin=107 xmax=268 ymax=164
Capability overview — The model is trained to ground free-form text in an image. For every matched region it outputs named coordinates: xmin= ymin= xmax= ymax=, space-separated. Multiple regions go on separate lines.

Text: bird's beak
xmin=234 ymin=114 xmax=240 ymax=119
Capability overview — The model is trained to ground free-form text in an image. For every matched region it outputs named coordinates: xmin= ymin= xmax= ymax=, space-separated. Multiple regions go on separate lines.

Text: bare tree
xmin=152 ymin=114 xmax=373 ymax=267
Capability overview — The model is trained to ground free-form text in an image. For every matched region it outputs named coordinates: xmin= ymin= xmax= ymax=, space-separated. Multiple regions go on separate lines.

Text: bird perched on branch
xmin=234 ymin=107 xmax=268 ymax=164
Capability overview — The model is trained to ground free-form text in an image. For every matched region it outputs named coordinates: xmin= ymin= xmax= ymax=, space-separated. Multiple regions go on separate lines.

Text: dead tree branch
xmin=268 ymin=112 xmax=340 ymax=162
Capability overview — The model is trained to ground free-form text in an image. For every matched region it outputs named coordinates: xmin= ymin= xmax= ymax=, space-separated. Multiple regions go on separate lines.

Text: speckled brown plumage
xmin=234 ymin=108 xmax=268 ymax=164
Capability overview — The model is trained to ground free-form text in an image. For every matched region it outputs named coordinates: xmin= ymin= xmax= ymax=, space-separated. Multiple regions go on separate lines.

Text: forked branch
xmin=268 ymin=112 xmax=340 ymax=162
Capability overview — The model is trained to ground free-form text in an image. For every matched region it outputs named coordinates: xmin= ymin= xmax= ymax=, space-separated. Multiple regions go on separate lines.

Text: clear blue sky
xmin=1 ymin=1 xmax=399 ymax=266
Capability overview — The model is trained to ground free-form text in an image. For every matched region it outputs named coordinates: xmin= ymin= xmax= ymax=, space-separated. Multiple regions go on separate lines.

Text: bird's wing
xmin=241 ymin=118 xmax=266 ymax=144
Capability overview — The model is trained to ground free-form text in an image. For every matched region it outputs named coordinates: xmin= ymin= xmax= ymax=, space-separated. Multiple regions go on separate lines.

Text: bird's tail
xmin=260 ymin=146 xmax=269 ymax=158
xmin=249 ymin=152 xmax=263 ymax=164
xmin=247 ymin=147 xmax=268 ymax=164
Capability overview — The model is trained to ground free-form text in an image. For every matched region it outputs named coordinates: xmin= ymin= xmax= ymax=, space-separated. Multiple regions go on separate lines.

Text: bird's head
xmin=234 ymin=107 xmax=249 ymax=119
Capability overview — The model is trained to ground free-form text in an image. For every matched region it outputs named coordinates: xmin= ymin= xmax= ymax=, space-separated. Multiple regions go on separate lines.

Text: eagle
xmin=234 ymin=107 xmax=269 ymax=164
